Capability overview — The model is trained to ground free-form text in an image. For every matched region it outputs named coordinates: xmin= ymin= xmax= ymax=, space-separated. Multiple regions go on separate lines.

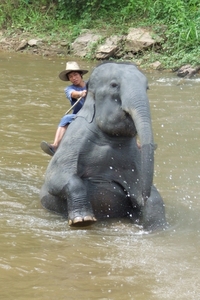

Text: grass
xmin=0 ymin=0 xmax=199 ymax=68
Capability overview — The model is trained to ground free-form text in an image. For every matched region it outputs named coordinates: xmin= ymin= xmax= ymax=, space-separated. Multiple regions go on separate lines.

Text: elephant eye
xmin=111 ymin=82 xmax=118 ymax=88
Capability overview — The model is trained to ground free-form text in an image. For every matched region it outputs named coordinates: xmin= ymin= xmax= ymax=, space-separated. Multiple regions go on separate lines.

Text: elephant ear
xmin=77 ymin=91 xmax=95 ymax=123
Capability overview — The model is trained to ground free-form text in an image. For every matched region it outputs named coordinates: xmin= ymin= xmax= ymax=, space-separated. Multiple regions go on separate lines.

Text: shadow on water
xmin=0 ymin=53 xmax=200 ymax=299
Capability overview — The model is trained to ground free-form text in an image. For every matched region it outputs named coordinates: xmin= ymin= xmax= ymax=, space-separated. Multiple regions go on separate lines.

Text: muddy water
xmin=0 ymin=52 xmax=200 ymax=300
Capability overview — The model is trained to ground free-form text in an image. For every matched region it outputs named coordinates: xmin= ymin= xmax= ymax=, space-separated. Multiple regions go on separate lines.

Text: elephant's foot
xmin=68 ymin=216 xmax=97 ymax=227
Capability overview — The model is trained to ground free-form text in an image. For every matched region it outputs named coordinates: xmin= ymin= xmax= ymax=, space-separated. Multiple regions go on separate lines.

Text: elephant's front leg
xmin=64 ymin=175 xmax=97 ymax=226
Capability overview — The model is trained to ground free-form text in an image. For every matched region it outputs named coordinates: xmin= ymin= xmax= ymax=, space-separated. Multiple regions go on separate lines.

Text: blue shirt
xmin=65 ymin=83 xmax=87 ymax=114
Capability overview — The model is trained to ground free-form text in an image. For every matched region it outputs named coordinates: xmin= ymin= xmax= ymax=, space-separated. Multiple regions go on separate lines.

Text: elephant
xmin=40 ymin=61 xmax=166 ymax=231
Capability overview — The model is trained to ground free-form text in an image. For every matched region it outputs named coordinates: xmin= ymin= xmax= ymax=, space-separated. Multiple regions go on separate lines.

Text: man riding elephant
xmin=40 ymin=61 xmax=166 ymax=231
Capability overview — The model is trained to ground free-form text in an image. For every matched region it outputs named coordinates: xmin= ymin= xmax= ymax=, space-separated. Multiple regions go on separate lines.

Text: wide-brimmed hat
xmin=59 ymin=61 xmax=88 ymax=81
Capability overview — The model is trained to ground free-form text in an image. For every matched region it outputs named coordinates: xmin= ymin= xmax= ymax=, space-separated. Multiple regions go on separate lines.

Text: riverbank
xmin=0 ymin=28 xmax=200 ymax=77
xmin=1 ymin=0 xmax=199 ymax=73
xmin=0 ymin=30 xmax=63 ymax=57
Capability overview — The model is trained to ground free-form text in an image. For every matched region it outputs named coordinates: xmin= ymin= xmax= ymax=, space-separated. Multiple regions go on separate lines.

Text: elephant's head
xmin=78 ymin=62 xmax=155 ymax=203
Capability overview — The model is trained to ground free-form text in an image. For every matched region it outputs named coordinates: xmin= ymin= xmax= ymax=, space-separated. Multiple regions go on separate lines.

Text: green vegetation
xmin=0 ymin=0 xmax=200 ymax=68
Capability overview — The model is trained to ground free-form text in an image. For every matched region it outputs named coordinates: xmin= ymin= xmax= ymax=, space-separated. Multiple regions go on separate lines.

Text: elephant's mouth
xmin=97 ymin=110 xmax=137 ymax=137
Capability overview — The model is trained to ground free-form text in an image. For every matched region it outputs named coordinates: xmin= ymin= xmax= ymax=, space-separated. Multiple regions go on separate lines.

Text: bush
xmin=0 ymin=0 xmax=199 ymax=67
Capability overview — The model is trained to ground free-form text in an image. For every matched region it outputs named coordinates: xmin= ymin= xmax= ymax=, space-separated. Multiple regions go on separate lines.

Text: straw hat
xmin=59 ymin=61 xmax=88 ymax=81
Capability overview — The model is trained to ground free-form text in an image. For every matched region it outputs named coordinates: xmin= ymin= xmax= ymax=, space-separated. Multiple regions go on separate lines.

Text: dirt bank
xmin=0 ymin=30 xmax=68 ymax=57
xmin=1 ymin=30 xmax=200 ymax=78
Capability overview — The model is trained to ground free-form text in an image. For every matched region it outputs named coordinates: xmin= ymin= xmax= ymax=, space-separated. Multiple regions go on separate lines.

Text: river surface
xmin=0 ymin=52 xmax=200 ymax=300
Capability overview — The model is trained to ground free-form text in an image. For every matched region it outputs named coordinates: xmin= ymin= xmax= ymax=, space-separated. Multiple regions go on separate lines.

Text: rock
xmin=28 ymin=39 xmax=42 ymax=46
xmin=122 ymin=52 xmax=135 ymax=59
xmin=177 ymin=64 xmax=200 ymax=78
xmin=71 ymin=31 xmax=102 ymax=57
xmin=15 ymin=39 xmax=28 ymax=51
xmin=43 ymin=51 xmax=51 ymax=56
xmin=125 ymin=28 xmax=158 ymax=53
xmin=150 ymin=61 xmax=162 ymax=70
xmin=0 ymin=37 xmax=7 ymax=44
xmin=95 ymin=35 xmax=123 ymax=59
xmin=60 ymin=41 xmax=68 ymax=47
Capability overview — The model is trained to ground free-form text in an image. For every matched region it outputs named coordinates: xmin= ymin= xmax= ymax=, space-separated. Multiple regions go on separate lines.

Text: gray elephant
xmin=40 ymin=61 xmax=166 ymax=231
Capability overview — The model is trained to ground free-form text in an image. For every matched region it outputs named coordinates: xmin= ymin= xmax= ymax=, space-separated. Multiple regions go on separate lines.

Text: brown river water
xmin=0 ymin=52 xmax=200 ymax=299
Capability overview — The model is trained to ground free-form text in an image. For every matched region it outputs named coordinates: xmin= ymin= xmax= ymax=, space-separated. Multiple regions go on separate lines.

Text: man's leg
xmin=41 ymin=125 xmax=68 ymax=156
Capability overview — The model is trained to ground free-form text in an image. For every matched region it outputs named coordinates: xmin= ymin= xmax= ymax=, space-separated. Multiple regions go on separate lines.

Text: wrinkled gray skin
xmin=40 ymin=62 xmax=166 ymax=231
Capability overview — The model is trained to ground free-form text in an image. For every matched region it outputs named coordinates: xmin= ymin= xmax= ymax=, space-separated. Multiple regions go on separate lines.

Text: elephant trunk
xmin=122 ymin=95 xmax=154 ymax=204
